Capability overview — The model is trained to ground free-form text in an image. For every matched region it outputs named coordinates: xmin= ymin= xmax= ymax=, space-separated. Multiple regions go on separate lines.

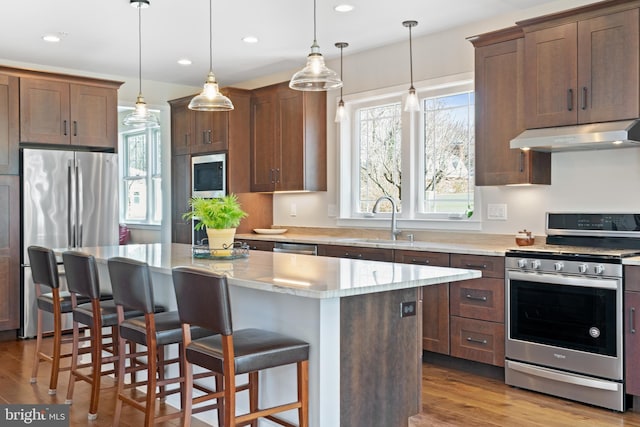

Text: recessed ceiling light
xmin=242 ymin=35 xmax=259 ymax=44
xmin=42 ymin=34 xmax=61 ymax=43
xmin=334 ymin=4 xmax=354 ymax=12
xmin=177 ymin=58 xmax=192 ymax=66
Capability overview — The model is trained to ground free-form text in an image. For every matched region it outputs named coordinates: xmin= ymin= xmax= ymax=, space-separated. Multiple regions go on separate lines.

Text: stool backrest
xmin=62 ymin=251 xmax=101 ymax=299
xmin=107 ymin=257 xmax=154 ymax=313
xmin=172 ymin=266 xmax=233 ymax=336
xmin=28 ymin=246 xmax=60 ymax=289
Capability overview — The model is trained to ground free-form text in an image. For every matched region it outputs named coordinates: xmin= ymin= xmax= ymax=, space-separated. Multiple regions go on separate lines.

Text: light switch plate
xmin=487 ymin=203 xmax=507 ymax=220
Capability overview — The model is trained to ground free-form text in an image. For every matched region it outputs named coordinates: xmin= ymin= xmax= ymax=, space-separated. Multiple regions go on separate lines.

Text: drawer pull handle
xmin=465 ymin=263 xmax=488 ymax=269
xmin=465 ymin=294 xmax=487 ymax=302
xmin=631 ymin=307 xmax=636 ymax=334
xmin=411 ymin=258 xmax=429 ymax=264
xmin=466 ymin=337 xmax=487 ymax=345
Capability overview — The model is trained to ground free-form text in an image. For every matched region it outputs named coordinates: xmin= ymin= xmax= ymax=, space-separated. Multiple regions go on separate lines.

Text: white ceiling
xmin=0 ymin=0 xmax=596 ymax=88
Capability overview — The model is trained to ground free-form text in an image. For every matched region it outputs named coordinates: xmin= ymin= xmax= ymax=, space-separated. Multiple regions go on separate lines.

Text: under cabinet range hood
xmin=509 ymin=120 xmax=640 ymax=152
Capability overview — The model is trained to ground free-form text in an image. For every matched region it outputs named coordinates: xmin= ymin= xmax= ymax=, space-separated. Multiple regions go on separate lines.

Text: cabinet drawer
xmin=238 ymin=239 xmax=274 ymax=252
xmin=450 ymin=316 xmax=504 ymax=367
xmin=450 ymin=254 xmax=504 ymax=278
xmin=394 ymin=250 xmax=449 ymax=267
xmin=318 ymin=245 xmax=393 ymax=262
xmin=450 ymin=278 xmax=504 ymax=322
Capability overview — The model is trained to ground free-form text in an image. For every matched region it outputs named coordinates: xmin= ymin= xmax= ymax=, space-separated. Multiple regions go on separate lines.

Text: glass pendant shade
xmin=290 ymin=0 xmax=342 ymax=91
xmin=189 ymin=0 xmax=233 ymax=111
xmin=189 ymin=71 xmax=234 ymax=111
xmin=290 ymin=45 xmax=342 ymax=91
xmin=404 ymin=87 xmax=420 ymax=112
xmin=124 ymin=94 xmax=159 ymax=127
xmin=335 ymin=100 xmax=346 ymax=122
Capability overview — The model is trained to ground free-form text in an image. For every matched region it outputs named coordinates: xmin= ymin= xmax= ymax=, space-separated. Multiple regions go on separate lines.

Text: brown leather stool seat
xmin=62 ymin=250 xmax=146 ymax=420
xmin=172 ymin=266 xmax=310 ymax=427
xmin=27 ymin=245 xmax=111 ymax=395
xmin=108 ymin=256 xmax=213 ymax=427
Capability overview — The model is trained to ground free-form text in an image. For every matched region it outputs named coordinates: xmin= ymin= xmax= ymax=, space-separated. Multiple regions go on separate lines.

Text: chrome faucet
xmin=372 ymin=195 xmax=401 ymax=240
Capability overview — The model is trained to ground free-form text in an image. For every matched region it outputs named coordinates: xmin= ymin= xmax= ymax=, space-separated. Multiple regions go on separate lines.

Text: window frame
xmin=119 ymin=125 xmax=162 ymax=226
xmin=336 ymin=72 xmax=481 ymax=231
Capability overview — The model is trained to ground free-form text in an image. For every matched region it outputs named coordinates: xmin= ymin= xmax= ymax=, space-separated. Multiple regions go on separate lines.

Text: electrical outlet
xmin=487 ymin=203 xmax=507 ymax=220
xmin=400 ymin=301 xmax=417 ymax=318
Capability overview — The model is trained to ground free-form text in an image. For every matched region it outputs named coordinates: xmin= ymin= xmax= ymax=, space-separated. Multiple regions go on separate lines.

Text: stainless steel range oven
xmin=505 ymin=212 xmax=640 ymax=412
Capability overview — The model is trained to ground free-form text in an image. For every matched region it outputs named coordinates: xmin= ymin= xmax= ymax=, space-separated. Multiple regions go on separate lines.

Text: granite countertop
xmin=237 ymin=231 xmax=517 ymax=256
xmin=624 ymin=256 xmax=640 ymax=266
xmin=65 ymin=243 xmax=481 ymax=299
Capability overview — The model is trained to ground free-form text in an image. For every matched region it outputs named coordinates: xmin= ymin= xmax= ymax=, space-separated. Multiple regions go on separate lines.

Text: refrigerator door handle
xmin=67 ymin=160 xmax=74 ymax=247
xmin=76 ymin=159 xmax=83 ymax=247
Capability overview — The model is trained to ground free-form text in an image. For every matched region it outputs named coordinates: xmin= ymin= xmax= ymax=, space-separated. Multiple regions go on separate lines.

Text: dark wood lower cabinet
xmin=0 ymin=175 xmax=19 ymax=331
xmin=318 ymin=244 xmax=393 ymax=261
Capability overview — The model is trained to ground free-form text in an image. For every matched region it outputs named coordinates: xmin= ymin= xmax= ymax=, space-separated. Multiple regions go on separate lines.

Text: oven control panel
xmin=506 ymin=257 xmax=622 ymax=278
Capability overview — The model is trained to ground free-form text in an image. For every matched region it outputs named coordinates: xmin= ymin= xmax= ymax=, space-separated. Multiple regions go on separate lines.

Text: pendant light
xmin=123 ymin=0 xmax=159 ymax=127
xmin=334 ymin=42 xmax=348 ymax=122
xmin=188 ymin=0 xmax=233 ymax=111
xmin=403 ymin=20 xmax=420 ymax=113
xmin=289 ymin=0 xmax=343 ymax=91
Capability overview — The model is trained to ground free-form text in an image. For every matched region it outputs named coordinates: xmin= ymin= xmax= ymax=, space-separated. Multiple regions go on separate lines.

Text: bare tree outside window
xmin=357 ymin=102 xmax=402 ymax=213
xmin=422 ymin=92 xmax=474 ymax=215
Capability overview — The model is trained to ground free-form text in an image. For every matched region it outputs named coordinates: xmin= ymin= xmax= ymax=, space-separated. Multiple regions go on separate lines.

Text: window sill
xmin=335 ymin=217 xmax=482 ymax=232
xmin=122 ymin=223 xmax=162 ymax=231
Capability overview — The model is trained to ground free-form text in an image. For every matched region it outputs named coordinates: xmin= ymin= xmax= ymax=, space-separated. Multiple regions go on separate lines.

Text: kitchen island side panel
xmin=341 ymin=287 xmax=422 ymax=427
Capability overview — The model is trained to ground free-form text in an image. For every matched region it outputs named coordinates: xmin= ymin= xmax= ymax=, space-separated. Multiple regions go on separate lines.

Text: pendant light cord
xmin=208 ymin=0 xmax=213 ymax=72
xmin=313 ymin=0 xmax=317 ymax=44
xmin=408 ymin=24 xmax=414 ymax=90
xmin=137 ymin=5 xmax=142 ymax=94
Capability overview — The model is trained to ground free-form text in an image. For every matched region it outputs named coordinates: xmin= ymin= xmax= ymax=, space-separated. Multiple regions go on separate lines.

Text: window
xmin=340 ymin=74 xmax=476 ymax=228
xmin=120 ymin=126 xmax=162 ymax=225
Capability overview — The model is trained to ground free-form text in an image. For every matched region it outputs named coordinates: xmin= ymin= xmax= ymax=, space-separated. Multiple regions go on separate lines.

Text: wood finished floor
xmin=3 ymin=337 xmax=640 ymax=426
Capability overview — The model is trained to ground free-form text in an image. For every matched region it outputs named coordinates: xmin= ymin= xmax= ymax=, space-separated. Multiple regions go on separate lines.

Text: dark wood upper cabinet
xmin=0 ymin=74 xmax=18 ymax=175
xmin=471 ymin=27 xmax=551 ymax=186
xmin=168 ymin=97 xmax=229 ymax=156
xmin=20 ymin=76 xmax=119 ymax=150
xmin=250 ymin=82 xmax=326 ymax=192
xmin=521 ymin=6 xmax=639 ymax=128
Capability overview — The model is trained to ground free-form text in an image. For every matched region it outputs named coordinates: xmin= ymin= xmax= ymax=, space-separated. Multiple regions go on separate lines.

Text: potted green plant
xmin=182 ymin=194 xmax=248 ymax=250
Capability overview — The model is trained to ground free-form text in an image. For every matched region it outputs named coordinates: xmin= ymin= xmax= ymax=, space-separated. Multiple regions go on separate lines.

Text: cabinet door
xmin=475 ymin=37 xmax=550 ymax=185
xmin=277 ymin=89 xmax=304 ymax=191
xmin=450 ymin=277 xmax=504 ymax=322
xmin=577 ymin=9 xmax=639 ymax=124
xmin=524 ymin=23 xmax=578 ymax=128
xmin=70 ymin=84 xmax=117 ymax=149
xmin=450 ymin=254 xmax=504 ymax=279
xmin=250 ymin=88 xmax=277 ymax=192
xmin=626 ymin=290 xmax=640 ymax=395
xmin=191 ymin=111 xmax=228 ymax=154
xmin=450 ymin=316 xmax=504 ymax=366
xmin=0 ymin=175 xmax=19 ymax=330
xmin=171 ymin=100 xmax=192 ymax=155
xmin=0 ymin=74 xmax=18 ymax=175
xmin=20 ymin=78 xmax=70 ymax=145
xmin=172 ymin=154 xmax=192 ymax=244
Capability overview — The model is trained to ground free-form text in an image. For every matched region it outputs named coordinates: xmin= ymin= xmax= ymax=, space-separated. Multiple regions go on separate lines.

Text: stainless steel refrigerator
xmin=20 ymin=148 xmax=119 ymax=338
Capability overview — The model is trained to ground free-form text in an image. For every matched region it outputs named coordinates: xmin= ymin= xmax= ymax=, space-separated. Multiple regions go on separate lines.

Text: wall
xmin=253 ymin=0 xmax=639 ymax=238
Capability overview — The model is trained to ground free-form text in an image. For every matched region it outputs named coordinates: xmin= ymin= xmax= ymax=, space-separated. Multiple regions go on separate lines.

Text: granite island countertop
xmin=67 ymin=243 xmax=481 ymax=299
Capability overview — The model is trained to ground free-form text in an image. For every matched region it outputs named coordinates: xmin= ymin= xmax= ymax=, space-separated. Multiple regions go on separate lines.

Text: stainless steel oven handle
xmin=506 ymin=360 xmax=619 ymax=392
xmin=507 ymin=271 xmax=619 ymax=290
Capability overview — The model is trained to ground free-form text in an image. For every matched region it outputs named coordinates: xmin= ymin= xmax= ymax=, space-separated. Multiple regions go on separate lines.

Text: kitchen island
xmin=71 ymin=243 xmax=481 ymax=427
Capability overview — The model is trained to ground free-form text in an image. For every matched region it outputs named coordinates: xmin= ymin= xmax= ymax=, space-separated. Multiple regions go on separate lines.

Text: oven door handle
xmin=507 ymin=271 xmax=619 ymax=290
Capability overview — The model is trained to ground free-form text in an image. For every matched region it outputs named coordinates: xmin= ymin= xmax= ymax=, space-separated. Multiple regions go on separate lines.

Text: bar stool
xmin=27 ymin=245 xmax=94 ymax=395
xmin=172 ymin=266 xmax=310 ymax=427
xmin=107 ymin=257 xmax=213 ymax=427
xmin=62 ymin=250 xmax=145 ymax=420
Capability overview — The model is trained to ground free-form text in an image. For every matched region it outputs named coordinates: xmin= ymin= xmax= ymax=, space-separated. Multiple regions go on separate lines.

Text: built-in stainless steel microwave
xmin=191 ymin=153 xmax=226 ymax=198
